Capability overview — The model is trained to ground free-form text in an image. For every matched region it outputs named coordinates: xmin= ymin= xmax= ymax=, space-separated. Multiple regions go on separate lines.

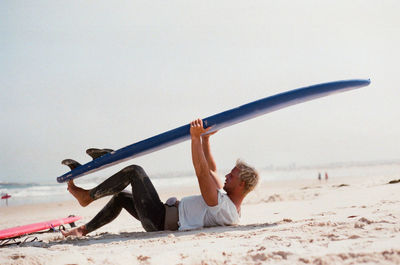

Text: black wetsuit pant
xmin=85 ymin=165 xmax=165 ymax=233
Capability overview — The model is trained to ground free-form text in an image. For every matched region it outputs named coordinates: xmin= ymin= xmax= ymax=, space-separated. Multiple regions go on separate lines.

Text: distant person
xmin=1 ymin=193 xmax=11 ymax=206
xmin=318 ymin=172 xmax=321 ymax=182
xmin=61 ymin=119 xmax=259 ymax=237
xmin=325 ymin=172 xmax=328 ymax=181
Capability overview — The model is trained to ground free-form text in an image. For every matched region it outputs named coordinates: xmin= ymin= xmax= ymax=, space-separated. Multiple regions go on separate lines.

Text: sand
xmin=0 ymin=175 xmax=399 ymax=265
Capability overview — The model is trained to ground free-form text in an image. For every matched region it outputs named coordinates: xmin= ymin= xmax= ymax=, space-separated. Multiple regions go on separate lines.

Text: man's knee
xmin=122 ymin=165 xmax=146 ymax=179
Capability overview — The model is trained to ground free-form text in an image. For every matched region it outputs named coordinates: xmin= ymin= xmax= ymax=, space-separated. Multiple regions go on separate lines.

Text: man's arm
xmin=190 ymin=119 xmax=218 ymax=206
xmin=201 ymin=133 xmax=223 ymax=189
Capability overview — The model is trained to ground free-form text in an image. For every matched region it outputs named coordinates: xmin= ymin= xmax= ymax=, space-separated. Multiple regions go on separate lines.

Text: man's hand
xmin=190 ymin=119 xmax=211 ymax=139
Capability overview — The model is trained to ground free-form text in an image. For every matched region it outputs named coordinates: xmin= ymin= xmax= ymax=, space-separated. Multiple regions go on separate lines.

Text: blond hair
xmin=236 ymin=159 xmax=259 ymax=194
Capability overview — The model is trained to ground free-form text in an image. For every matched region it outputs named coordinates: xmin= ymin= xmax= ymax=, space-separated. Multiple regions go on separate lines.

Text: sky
xmin=1 ymin=0 xmax=399 ymax=184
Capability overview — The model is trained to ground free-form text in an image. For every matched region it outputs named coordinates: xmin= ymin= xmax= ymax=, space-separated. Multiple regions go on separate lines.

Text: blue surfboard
xmin=57 ymin=79 xmax=370 ymax=183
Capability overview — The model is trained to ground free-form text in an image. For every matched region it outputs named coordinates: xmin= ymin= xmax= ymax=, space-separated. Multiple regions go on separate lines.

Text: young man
xmin=62 ymin=119 xmax=259 ymax=237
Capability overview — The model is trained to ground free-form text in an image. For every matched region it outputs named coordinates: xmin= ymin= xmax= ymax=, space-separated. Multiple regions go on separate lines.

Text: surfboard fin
xmin=86 ymin=148 xmax=114 ymax=160
xmin=61 ymin=159 xmax=82 ymax=170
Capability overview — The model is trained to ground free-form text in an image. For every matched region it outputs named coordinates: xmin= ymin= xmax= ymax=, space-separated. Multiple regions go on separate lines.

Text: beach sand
xmin=0 ymin=175 xmax=399 ymax=265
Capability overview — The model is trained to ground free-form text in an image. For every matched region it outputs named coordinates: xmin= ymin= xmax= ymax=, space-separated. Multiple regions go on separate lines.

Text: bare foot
xmin=67 ymin=180 xmax=93 ymax=207
xmin=61 ymin=225 xmax=88 ymax=237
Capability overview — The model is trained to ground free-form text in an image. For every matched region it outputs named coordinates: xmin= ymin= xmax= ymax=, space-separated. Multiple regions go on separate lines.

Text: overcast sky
xmin=1 ymin=0 xmax=399 ymax=184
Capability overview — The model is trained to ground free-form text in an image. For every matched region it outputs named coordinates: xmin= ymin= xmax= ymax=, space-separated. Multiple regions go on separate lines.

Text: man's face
xmin=223 ymin=166 xmax=241 ymax=193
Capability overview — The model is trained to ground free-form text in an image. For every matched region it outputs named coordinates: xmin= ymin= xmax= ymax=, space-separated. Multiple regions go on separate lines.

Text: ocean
xmin=1 ymin=160 xmax=399 ymax=207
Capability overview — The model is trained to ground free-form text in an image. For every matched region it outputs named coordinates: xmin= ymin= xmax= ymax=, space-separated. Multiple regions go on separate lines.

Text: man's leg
xmin=84 ymin=191 xmax=140 ymax=234
xmin=88 ymin=165 xmax=166 ymax=232
xmin=127 ymin=165 xmax=166 ymax=232
xmin=66 ymin=165 xmax=165 ymax=235
xmin=62 ymin=191 xmax=138 ymax=237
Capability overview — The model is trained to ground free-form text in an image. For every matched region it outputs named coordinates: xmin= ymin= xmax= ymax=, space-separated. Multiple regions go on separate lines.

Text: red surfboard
xmin=1 ymin=194 xmax=11 ymax=200
xmin=0 ymin=216 xmax=82 ymax=239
